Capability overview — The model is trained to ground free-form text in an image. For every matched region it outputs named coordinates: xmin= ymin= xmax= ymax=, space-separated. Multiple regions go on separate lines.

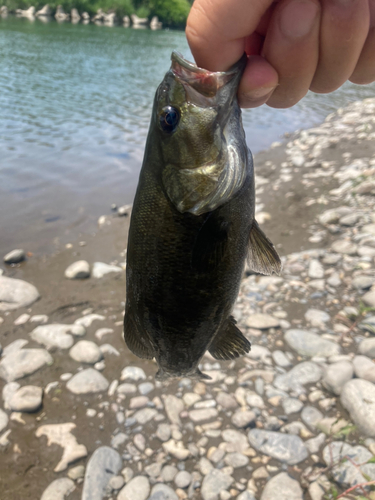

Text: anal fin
xmin=247 ymin=220 xmax=282 ymax=276
xmin=123 ymin=306 xmax=154 ymax=359
xmin=209 ymin=316 xmax=251 ymax=360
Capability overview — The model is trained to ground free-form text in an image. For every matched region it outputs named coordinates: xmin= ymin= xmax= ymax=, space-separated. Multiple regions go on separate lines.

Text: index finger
xmin=186 ymin=0 xmax=274 ymax=71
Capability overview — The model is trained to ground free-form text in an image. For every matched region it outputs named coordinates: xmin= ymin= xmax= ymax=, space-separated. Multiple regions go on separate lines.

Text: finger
xmin=238 ymin=55 xmax=279 ymax=108
xmin=310 ymin=0 xmax=370 ymax=93
xmin=186 ymin=0 xmax=274 ymax=71
xmin=351 ymin=2 xmax=375 ymax=84
xmin=262 ymin=0 xmax=321 ymax=108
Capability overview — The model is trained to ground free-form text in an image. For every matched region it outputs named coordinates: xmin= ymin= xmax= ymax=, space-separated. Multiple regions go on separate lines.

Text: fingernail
xmin=246 ymin=87 xmax=276 ymax=99
xmin=279 ymin=0 xmax=319 ymax=38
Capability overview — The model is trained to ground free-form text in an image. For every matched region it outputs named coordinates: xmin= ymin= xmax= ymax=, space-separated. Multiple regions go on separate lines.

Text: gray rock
xmin=360 ymin=315 xmax=375 ymax=334
xmin=64 ymin=260 xmax=90 ymax=279
xmin=331 ymin=240 xmax=358 ymax=255
xmin=341 ymin=379 xmax=375 ymax=436
xmin=164 ymin=394 xmax=184 ymax=425
xmin=327 ymin=272 xmax=341 ymax=287
xmin=138 ymin=382 xmax=154 ymax=395
xmin=145 ymin=462 xmax=162 ymax=479
xmin=272 ymin=350 xmax=292 ymax=367
xmin=248 ymin=430 xmax=308 ymax=464
xmin=363 ymin=290 xmax=375 ymax=308
xmin=308 ymin=259 xmax=324 ymax=279
xmin=359 ymin=337 xmax=375 ymax=357
xmin=305 ymin=433 xmax=326 ymax=454
xmin=352 ymin=275 xmax=375 ymax=290
xmin=149 ymin=483 xmax=178 ymax=500
xmin=322 ymin=253 xmax=341 ymax=265
xmin=246 ymin=313 xmax=280 ymax=329
xmin=156 ymin=423 xmax=171 ymax=442
xmin=161 ymin=465 xmax=178 ymax=482
xmin=322 ymin=361 xmax=353 ymax=395
xmin=66 ymin=368 xmax=109 ymax=394
xmin=0 ymin=408 xmax=8 ymax=433
xmin=82 ymin=446 xmax=122 ymax=500
xmin=174 ymin=470 xmax=192 ymax=488
xmin=274 ymin=361 xmax=322 ymax=393
xmin=75 ymin=314 xmax=105 ymax=328
xmin=323 ymin=441 xmax=375 ymax=486
xmin=224 ymin=452 xmax=249 ymax=468
xmin=301 ymin=406 xmax=323 ymax=430
xmin=162 ymin=439 xmax=190 ymax=460
xmin=30 ymin=324 xmax=75 ymax=350
xmin=340 ymin=213 xmax=360 ymax=226
xmin=3 ymin=249 xmax=25 ymax=264
xmin=353 ymin=355 xmax=375 ymax=383
xmin=282 ymin=397 xmax=303 ymax=415
xmin=319 ymin=207 xmax=351 ymax=225
xmin=133 ymin=408 xmax=157 ymax=424
xmin=304 ymin=309 xmax=330 ymax=326
xmin=2 ymin=339 xmax=28 ymax=356
xmin=285 ymin=329 xmax=340 ymax=357
xmin=40 ymin=478 xmax=75 ymax=500
xmin=68 ymin=464 xmax=85 ymax=480
xmin=231 ymin=410 xmax=256 ymax=428
xmin=238 ymin=492 xmax=256 ymax=500
xmin=260 ymin=472 xmax=303 ymax=500
xmin=189 ymin=408 xmax=218 ymax=422
xmin=9 ymin=385 xmax=43 ymax=412
xmin=69 ymin=340 xmax=102 ymax=364
xmin=0 ymin=276 xmax=40 ymax=311
xmin=201 ymin=469 xmax=233 ymax=500
xmin=117 ymin=383 xmax=137 ymax=395
xmin=2 ymin=381 xmax=20 ymax=409
xmin=92 ymin=262 xmax=122 ymax=278
xmin=121 ymin=366 xmax=146 ymax=381
xmin=0 ymin=348 xmax=52 ymax=382
xmin=109 ymin=475 xmax=125 ymax=491
xmin=118 ymin=475 xmax=150 ymax=500
xmin=216 ymin=391 xmax=238 ymax=409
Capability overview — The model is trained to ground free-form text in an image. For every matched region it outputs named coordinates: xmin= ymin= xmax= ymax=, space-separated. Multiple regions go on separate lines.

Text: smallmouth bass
xmin=124 ymin=52 xmax=281 ymax=380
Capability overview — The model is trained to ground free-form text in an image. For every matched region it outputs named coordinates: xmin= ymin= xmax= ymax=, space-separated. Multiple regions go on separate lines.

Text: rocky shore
xmin=0 ymin=4 xmax=163 ymax=29
xmin=1 ymin=98 xmax=375 ymax=500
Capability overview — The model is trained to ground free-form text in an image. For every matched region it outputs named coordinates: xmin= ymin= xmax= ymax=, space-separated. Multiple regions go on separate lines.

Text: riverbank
xmin=1 ymin=98 xmax=375 ymax=500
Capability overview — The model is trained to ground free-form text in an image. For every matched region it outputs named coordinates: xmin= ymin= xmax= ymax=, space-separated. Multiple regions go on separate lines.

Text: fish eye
xmin=159 ymin=106 xmax=180 ymax=134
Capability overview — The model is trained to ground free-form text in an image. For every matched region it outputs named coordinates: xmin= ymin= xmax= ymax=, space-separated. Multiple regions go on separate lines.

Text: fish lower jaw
xmin=155 ymin=367 xmax=211 ymax=381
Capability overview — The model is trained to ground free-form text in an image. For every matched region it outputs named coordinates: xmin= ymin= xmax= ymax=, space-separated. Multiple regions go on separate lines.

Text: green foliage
xmin=367 ymin=456 xmax=375 ymax=464
xmin=149 ymin=0 xmax=190 ymax=27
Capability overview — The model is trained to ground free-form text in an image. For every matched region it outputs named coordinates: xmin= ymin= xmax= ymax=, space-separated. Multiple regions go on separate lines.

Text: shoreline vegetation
xmin=0 ymin=0 xmax=192 ymax=28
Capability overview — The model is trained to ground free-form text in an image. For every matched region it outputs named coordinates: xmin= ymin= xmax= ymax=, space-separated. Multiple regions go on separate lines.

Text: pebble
xmin=189 ymin=408 xmax=218 ymax=423
xmin=322 ymin=361 xmax=354 ymax=395
xmin=363 ymin=289 xmax=375 ymax=308
xmin=81 ymin=446 xmax=122 ymax=500
xmin=67 ymin=464 xmax=85 ymax=480
xmin=248 ymin=429 xmax=308 ymax=464
xmin=274 ymin=361 xmax=322 ymax=393
xmin=145 ymin=462 xmax=162 ymax=479
xmin=74 ymin=314 xmax=105 ymax=328
xmin=323 ymin=441 xmax=375 ymax=486
xmin=284 ymin=329 xmax=340 ymax=357
xmin=246 ymin=313 xmax=280 ymax=329
xmin=0 ymin=408 xmax=9 ymax=433
xmin=231 ymin=410 xmax=256 ymax=429
xmin=238 ymin=492 xmax=256 ymax=500
xmin=92 ymin=262 xmax=122 ymax=278
xmin=3 ymin=248 xmax=25 ymax=264
xmin=331 ymin=239 xmax=358 ymax=255
xmin=162 ymin=465 xmax=178 ymax=482
xmin=117 ymin=383 xmax=137 ymax=394
xmin=216 ymin=391 xmax=238 ymax=409
xmin=224 ymin=452 xmax=249 ymax=468
xmin=301 ymin=406 xmax=324 ymax=430
xmin=260 ymin=472 xmax=303 ymax=500
xmin=341 ymin=379 xmax=375 ymax=437
xmin=162 ymin=439 xmax=190 ymax=460
xmin=352 ymin=275 xmax=375 ymax=289
xmin=139 ymin=382 xmax=154 ymax=395
xmin=305 ymin=433 xmax=326 ymax=454
xmin=30 ymin=314 xmax=48 ymax=323
xmin=109 ymin=475 xmax=125 ymax=491
xmin=2 ymin=339 xmax=28 ymax=356
xmin=95 ymin=327 xmax=114 ymax=340
xmin=164 ymin=394 xmax=185 ymax=425
xmin=304 ymin=309 xmax=330 ymax=326
xmin=40 ymin=478 xmax=75 ymax=500
xmin=14 ymin=313 xmax=30 ymax=325
xmin=117 ymin=475 xmax=150 ymax=500
xmin=64 ymin=260 xmax=90 ymax=279
xmin=0 ymin=348 xmax=53 ymax=382
xmin=201 ymin=469 xmax=233 ymax=500
xmin=30 ymin=324 xmax=75 ymax=350
xmin=353 ymin=355 xmax=375 ymax=383
xmin=121 ymin=366 xmax=146 ymax=381
xmin=0 ymin=276 xmax=40 ymax=311
xmin=156 ymin=423 xmax=172 ymax=442
xmin=69 ymin=340 xmax=102 ymax=364
xmin=359 ymin=337 xmax=375 ymax=357
xmin=174 ymin=470 xmax=192 ymax=488
xmin=66 ymin=368 xmax=109 ymax=394
xmin=282 ymin=397 xmax=304 ymax=415
xmin=149 ymin=483 xmax=179 ymax=500
xmin=272 ymin=350 xmax=292 ymax=367
xmin=308 ymin=259 xmax=324 ymax=279
xmin=36 ymin=423 xmax=88 ymax=472
xmin=9 ymin=385 xmax=43 ymax=412
xmin=133 ymin=408 xmax=157 ymax=424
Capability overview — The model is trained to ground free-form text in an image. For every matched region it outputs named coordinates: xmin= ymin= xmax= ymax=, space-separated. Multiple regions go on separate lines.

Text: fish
xmin=123 ymin=51 xmax=281 ymax=380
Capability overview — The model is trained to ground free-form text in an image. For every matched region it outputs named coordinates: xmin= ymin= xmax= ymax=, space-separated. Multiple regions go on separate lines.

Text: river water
xmin=1 ymin=16 xmax=375 ymax=257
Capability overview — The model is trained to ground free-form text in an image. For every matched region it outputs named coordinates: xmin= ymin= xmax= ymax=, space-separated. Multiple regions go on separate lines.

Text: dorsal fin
xmin=247 ymin=220 xmax=282 ymax=276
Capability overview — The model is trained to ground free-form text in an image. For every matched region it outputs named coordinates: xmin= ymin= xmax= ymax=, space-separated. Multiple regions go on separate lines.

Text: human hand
xmin=186 ymin=0 xmax=375 ymax=108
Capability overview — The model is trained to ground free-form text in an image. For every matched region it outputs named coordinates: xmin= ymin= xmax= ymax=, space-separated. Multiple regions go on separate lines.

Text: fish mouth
xmin=171 ymin=51 xmax=247 ymax=104
xmin=155 ymin=367 xmax=212 ymax=381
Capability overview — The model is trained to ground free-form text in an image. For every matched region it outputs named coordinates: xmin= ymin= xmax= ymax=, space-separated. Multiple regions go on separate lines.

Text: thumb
xmin=186 ymin=0 xmax=274 ymax=71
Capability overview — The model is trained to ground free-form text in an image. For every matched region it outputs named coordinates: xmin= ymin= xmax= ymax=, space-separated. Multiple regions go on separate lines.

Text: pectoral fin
xmin=123 ymin=306 xmax=154 ymax=359
xmin=209 ymin=316 xmax=251 ymax=360
xmin=247 ymin=220 xmax=282 ymax=276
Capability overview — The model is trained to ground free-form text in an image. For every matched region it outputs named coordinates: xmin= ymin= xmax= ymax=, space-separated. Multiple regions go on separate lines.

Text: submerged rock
xmin=66 ymin=368 xmax=109 ymax=394
xmin=3 ymin=249 xmax=25 ymax=264
xmin=0 ymin=348 xmax=53 ymax=382
xmin=0 ymin=276 xmax=40 ymax=311
xmin=341 ymin=379 xmax=375 ymax=437
xmin=64 ymin=260 xmax=90 ymax=279
xmin=248 ymin=429 xmax=308 ymax=464
xmin=260 ymin=472 xmax=303 ymax=500
xmin=81 ymin=446 xmax=122 ymax=500
xmin=40 ymin=478 xmax=75 ymax=500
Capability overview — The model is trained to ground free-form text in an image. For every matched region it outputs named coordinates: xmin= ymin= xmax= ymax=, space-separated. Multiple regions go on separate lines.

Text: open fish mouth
xmin=170 ymin=51 xmax=247 ymax=106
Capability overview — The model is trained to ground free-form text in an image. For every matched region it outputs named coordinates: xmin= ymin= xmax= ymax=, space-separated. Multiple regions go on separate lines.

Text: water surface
xmin=1 ymin=17 xmax=374 ymax=256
